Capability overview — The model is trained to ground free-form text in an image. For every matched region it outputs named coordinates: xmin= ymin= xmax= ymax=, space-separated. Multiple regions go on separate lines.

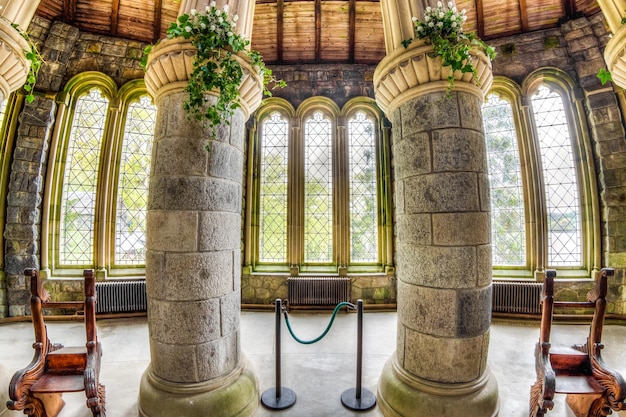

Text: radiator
xmin=95 ymin=280 xmax=147 ymax=314
xmin=492 ymin=281 xmax=543 ymax=314
xmin=287 ymin=276 xmax=351 ymax=306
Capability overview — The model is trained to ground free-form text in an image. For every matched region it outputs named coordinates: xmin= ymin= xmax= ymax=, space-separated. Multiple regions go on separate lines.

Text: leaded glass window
xmin=483 ymin=94 xmax=526 ymax=266
xmin=59 ymin=89 xmax=109 ymax=264
xmin=348 ymin=112 xmax=378 ymax=263
xmin=531 ymin=86 xmax=582 ymax=266
xmin=114 ymin=95 xmax=156 ymax=265
xmin=259 ymin=112 xmax=288 ymax=262
xmin=304 ymin=112 xmax=333 ymax=263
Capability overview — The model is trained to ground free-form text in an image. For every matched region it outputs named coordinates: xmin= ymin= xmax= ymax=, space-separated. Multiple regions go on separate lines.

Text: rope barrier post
xmin=261 ymin=299 xmax=296 ymax=410
xmin=341 ymin=299 xmax=376 ymax=411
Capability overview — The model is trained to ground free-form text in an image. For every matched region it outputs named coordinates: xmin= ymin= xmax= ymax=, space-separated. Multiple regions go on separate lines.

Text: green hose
xmin=282 ymin=301 xmax=355 ymax=344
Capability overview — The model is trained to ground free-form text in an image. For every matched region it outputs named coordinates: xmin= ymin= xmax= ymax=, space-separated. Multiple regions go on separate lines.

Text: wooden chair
xmin=7 ymin=269 xmax=106 ymax=417
xmin=530 ymin=268 xmax=626 ymax=417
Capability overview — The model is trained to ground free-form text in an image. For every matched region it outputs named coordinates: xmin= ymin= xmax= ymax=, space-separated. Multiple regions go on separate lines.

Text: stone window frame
xmin=244 ymin=96 xmax=394 ymax=275
xmin=487 ymin=70 xmax=601 ymax=280
xmin=42 ymin=72 xmax=154 ymax=279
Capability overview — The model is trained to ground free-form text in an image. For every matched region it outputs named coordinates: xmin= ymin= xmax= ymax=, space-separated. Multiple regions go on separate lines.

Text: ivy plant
xmin=144 ymin=3 xmax=284 ymax=145
xmin=404 ymin=1 xmax=496 ymax=96
xmin=9 ymin=22 xmax=42 ymax=103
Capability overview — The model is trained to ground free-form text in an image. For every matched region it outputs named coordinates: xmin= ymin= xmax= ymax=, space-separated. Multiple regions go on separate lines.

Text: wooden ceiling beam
xmin=277 ymin=0 xmax=284 ymax=63
xmin=519 ymin=0 xmax=529 ymax=31
xmin=111 ymin=0 xmax=120 ymax=36
xmin=63 ymin=0 xmax=78 ymax=23
xmin=563 ymin=0 xmax=577 ymax=20
xmin=153 ymin=0 xmax=163 ymax=42
xmin=315 ymin=0 xmax=321 ymax=62
xmin=348 ymin=0 xmax=356 ymax=63
xmin=475 ymin=0 xmax=484 ymax=39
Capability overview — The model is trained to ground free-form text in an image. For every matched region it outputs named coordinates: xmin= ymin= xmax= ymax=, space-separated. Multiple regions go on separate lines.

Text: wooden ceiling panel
xmin=282 ymin=2 xmax=316 ymax=62
xmin=33 ymin=0 xmax=603 ymax=63
xmin=320 ymin=1 xmax=350 ymax=61
xmin=526 ymin=0 xmax=564 ymax=30
xmin=353 ymin=3 xmax=384 ymax=63
xmin=482 ymin=0 xmax=522 ymax=38
xmin=251 ymin=3 xmax=279 ymax=62
xmin=117 ymin=0 xmax=157 ymax=41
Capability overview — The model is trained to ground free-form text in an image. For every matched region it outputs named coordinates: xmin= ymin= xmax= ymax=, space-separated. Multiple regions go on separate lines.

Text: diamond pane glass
xmin=304 ymin=112 xmax=332 ymax=263
xmin=0 ymin=99 xmax=6 ymax=128
xmin=59 ymin=89 xmax=109 ymax=264
xmin=259 ymin=112 xmax=288 ymax=262
xmin=348 ymin=112 xmax=378 ymax=263
xmin=482 ymin=95 xmax=526 ymax=266
xmin=531 ymin=86 xmax=582 ymax=266
xmin=115 ymin=95 xmax=156 ymax=265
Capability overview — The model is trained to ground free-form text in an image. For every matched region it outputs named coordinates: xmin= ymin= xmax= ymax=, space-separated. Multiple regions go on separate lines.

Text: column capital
xmin=0 ymin=18 xmax=31 ymax=101
xmin=144 ymin=36 xmax=264 ymax=119
xmin=373 ymin=39 xmax=493 ymax=115
xmin=604 ymin=24 xmax=626 ymax=90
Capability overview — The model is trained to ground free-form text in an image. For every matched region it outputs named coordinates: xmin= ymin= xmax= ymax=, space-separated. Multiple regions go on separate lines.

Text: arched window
xmin=45 ymin=75 xmax=156 ymax=278
xmin=483 ymin=72 xmax=600 ymax=279
xmin=247 ymin=97 xmax=392 ymax=274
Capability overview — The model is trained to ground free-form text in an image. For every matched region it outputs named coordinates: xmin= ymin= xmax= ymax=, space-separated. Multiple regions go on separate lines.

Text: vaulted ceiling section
xmin=35 ymin=0 xmax=602 ymax=65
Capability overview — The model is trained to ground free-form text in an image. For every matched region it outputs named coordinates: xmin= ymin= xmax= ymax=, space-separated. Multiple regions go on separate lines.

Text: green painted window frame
xmin=43 ymin=73 xmax=155 ymax=279
xmin=485 ymin=72 xmax=600 ymax=280
xmin=245 ymin=97 xmax=394 ymax=275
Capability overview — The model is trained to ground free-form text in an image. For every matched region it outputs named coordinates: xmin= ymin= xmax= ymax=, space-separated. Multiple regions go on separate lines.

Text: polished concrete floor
xmin=0 ymin=310 xmax=625 ymax=417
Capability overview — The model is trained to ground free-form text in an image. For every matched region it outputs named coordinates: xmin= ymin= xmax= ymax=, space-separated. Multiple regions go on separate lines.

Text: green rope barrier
xmin=282 ymin=301 xmax=355 ymax=345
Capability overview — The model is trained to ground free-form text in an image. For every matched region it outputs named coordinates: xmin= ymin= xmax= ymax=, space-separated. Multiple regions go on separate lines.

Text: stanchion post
xmin=261 ymin=299 xmax=297 ymax=410
xmin=341 ymin=299 xmax=376 ymax=411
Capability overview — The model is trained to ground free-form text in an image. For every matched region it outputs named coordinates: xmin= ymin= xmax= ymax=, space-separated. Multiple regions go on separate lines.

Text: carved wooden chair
xmin=7 ymin=268 xmax=106 ymax=417
xmin=530 ymin=268 xmax=626 ymax=417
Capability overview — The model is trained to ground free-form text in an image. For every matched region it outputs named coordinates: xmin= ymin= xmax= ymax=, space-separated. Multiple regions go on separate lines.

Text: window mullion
xmin=289 ymin=117 xmax=303 ymax=273
xmin=336 ymin=117 xmax=348 ymax=273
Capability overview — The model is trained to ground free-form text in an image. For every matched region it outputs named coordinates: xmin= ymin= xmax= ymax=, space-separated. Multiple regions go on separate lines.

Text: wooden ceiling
xmin=35 ymin=0 xmax=601 ymax=64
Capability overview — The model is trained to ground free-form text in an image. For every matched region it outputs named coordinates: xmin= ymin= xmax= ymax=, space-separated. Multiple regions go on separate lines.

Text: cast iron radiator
xmin=492 ymin=280 xmax=543 ymax=314
xmin=287 ymin=276 xmax=351 ymax=306
xmin=95 ymin=280 xmax=147 ymax=314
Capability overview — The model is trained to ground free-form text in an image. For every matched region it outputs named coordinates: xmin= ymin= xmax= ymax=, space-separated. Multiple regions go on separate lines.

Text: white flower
xmin=424 ymin=15 xmax=430 ymax=22
xmin=448 ymin=1 xmax=453 ymax=8
xmin=215 ymin=9 xmax=221 ymax=15
xmin=234 ymin=14 xmax=239 ymax=22
xmin=412 ymin=16 xmax=418 ymax=22
xmin=223 ymin=4 xmax=229 ymax=12
xmin=439 ymin=11 xmax=444 ymax=18
xmin=417 ymin=25 xmax=423 ymax=32
xmin=451 ymin=21 xmax=457 ymax=28
xmin=227 ymin=31 xmax=233 ymax=37
xmin=185 ymin=25 xmax=192 ymax=32
xmin=428 ymin=21 xmax=434 ymax=27
xmin=426 ymin=6 xmax=431 ymax=12
xmin=218 ymin=16 xmax=223 ymax=23
xmin=210 ymin=24 xmax=216 ymax=31
xmin=452 ymin=6 xmax=457 ymax=12
xmin=206 ymin=5 xmax=211 ymax=12
xmin=437 ymin=1 xmax=442 ymax=7
xmin=200 ymin=22 xmax=207 ymax=29
xmin=190 ymin=8 xmax=197 ymax=15
xmin=210 ymin=1 xmax=216 ymax=7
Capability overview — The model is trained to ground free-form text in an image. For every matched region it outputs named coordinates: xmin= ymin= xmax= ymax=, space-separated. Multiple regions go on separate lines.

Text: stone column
xmin=373 ymin=5 xmax=499 ymax=417
xmin=138 ymin=3 xmax=263 ymax=415
xmin=601 ymin=0 xmax=626 ymax=87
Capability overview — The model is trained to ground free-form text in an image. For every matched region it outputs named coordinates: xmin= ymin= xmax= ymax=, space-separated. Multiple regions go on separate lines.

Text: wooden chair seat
xmin=529 ymin=268 xmax=626 ymax=417
xmin=6 ymin=269 xmax=106 ymax=417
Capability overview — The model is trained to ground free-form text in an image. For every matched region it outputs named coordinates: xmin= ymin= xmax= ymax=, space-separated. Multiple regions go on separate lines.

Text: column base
xmin=138 ymin=357 xmax=258 ymax=417
xmin=377 ymin=354 xmax=500 ymax=417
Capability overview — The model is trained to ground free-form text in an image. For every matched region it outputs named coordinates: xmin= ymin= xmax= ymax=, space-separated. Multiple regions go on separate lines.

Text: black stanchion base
xmin=341 ymin=387 xmax=376 ymax=411
xmin=261 ymin=387 xmax=297 ymax=410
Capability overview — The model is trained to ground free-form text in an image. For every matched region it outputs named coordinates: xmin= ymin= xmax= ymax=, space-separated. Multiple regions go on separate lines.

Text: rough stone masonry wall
xmin=489 ymin=14 xmax=626 ymax=314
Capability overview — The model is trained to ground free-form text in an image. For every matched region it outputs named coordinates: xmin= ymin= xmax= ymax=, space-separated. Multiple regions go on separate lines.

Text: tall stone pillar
xmin=138 ymin=1 xmax=263 ymax=415
xmin=600 ymin=0 xmax=626 ymax=87
xmin=373 ymin=2 xmax=499 ymax=416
